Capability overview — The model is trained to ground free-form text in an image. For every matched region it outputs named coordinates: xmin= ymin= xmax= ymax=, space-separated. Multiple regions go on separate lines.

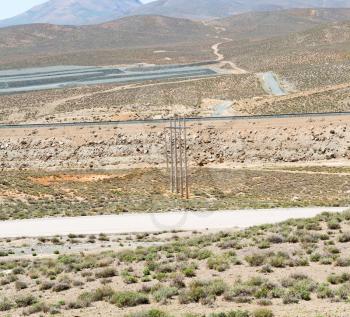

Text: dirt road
xmin=0 ymin=207 xmax=345 ymax=238
xmin=211 ymin=39 xmax=247 ymax=74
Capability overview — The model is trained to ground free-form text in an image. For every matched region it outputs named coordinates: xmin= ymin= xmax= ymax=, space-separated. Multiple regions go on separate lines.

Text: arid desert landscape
xmin=1 ymin=1 xmax=350 ymax=316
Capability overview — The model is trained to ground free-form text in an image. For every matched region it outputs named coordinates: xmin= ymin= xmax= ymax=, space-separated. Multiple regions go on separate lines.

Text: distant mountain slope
xmin=3 ymin=8 xmax=350 ymax=53
xmin=131 ymin=0 xmax=350 ymax=19
xmin=0 ymin=15 xmax=216 ymax=69
xmin=0 ymin=0 xmax=142 ymax=27
xmin=213 ymin=8 xmax=350 ymax=40
xmin=0 ymin=15 xmax=213 ymax=50
xmin=1 ymin=8 xmax=350 ymax=70
xmin=2 ymin=0 xmax=350 ymax=28
xmin=219 ymin=18 xmax=350 ymax=83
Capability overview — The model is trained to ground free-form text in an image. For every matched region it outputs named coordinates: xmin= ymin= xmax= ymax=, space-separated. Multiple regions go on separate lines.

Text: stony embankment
xmin=0 ymin=116 xmax=349 ymax=170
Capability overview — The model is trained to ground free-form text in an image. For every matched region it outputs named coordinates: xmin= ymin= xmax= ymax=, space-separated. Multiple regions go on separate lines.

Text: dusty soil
xmin=31 ymin=174 xmax=118 ymax=185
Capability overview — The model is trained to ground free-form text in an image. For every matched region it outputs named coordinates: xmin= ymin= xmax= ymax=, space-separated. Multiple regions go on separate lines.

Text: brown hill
xmin=220 ymin=19 xmax=350 ymax=90
xmin=0 ymin=15 xmax=216 ymax=69
xmin=0 ymin=15 xmax=213 ymax=50
xmin=1 ymin=9 xmax=350 ymax=69
xmin=214 ymin=8 xmax=350 ymax=40
xmin=222 ymin=19 xmax=350 ymax=68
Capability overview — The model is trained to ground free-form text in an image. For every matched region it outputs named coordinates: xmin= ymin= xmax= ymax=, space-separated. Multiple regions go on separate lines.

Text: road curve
xmin=0 ymin=207 xmax=346 ymax=238
xmin=211 ymin=39 xmax=247 ymax=74
xmin=1 ymin=111 xmax=350 ymax=130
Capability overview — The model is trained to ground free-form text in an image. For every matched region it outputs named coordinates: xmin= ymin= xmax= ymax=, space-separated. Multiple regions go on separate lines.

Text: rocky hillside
xmin=3 ymin=0 xmax=350 ymax=27
xmin=213 ymin=8 xmax=350 ymax=40
xmin=2 ymin=8 xmax=350 ymax=69
xmin=0 ymin=15 xmax=216 ymax=68
xmin=0 ymin=117 xmax=348 ymax=170
xmin=221 ymin=19 xmax=350 ymax=71
xmin=0 ymin=15 xmax=213 ymax=50
xmin=0 ymin=0 xmax=141 ymax=27
xmin=131 ymin=0 xmax=350 ymax=19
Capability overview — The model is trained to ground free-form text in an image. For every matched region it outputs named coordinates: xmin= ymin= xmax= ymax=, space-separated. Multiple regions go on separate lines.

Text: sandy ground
xmin=0 ymin=207 xmax=346 ymax=238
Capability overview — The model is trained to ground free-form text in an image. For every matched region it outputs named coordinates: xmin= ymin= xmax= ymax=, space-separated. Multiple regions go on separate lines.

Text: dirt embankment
xmin=0 ymin=117 xmax=349 ymax=170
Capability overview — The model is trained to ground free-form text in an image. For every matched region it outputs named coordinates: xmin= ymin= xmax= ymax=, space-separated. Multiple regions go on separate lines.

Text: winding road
xmin=211 ymin=39 xmax=247 ymax=74
xmin=208 ymin=23 xmax=286 ymax=95
xmin=0 ymin=207 xmax=346 ymax=238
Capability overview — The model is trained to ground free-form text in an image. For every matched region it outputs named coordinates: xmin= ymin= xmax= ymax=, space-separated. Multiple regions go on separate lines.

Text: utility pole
xmin=169 ymin=120 xmax=174 ymax=192
xmin=178 ymin=118 xmax=184 ymax=198
xmin=174 ymin=119 xmax=178 ymax=193
xmin=165 ymin=118 xmax=190 ymax=198
xmin=183 ymin=118 xmax=189 ymax=199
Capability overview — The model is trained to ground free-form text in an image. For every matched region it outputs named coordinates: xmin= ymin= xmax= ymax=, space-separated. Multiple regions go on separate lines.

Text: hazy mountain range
xmin=132 ymin=0 xmax=350 ymax=20
xmin=2 ymin=0 xmax=350 ymax=27
xmin=1 ymin=8 xmax=350 ymax=69
xmin=0 ymin=0 xmax=141 ymax=27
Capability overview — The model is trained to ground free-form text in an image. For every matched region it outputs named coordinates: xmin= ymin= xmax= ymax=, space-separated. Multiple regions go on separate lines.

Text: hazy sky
xmin=0 ymin=0 xmax=155 ymax=20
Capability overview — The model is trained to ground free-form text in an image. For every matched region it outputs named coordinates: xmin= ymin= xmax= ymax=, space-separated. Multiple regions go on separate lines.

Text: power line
xmin=165 ymin=118 xmax=189 ymax=199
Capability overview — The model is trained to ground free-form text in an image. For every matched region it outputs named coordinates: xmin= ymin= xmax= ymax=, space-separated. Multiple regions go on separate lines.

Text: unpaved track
xmin=212 ymin=42 xmax=225 ymax=61
xmin=211 ymin=37 xmax=247 ymax=74
xmin=39 ymin=83 xmax=138 ymax=118
xmin=0 ymin=207 xmax=346 ymax=238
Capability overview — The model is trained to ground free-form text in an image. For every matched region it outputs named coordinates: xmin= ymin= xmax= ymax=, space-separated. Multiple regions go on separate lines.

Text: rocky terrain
xmin=0 ymin=116 xmax=349 ymax=170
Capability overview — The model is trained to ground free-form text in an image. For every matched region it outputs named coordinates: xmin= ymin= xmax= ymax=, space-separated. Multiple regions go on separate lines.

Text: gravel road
xmin=0 ymin=207 xmax=346 ymax=238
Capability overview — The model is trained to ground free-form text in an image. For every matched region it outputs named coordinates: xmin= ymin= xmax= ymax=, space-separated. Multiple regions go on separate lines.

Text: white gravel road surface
xmin=0 ymin=207 xmax=347 ymax=238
